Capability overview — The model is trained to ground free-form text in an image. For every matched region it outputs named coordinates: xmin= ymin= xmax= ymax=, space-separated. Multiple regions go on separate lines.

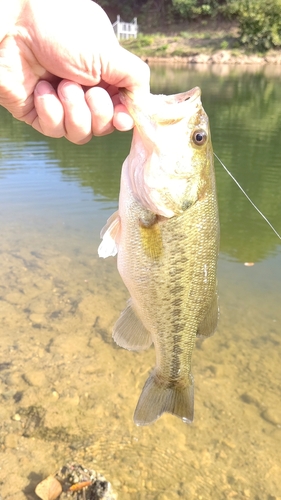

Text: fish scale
xmin=99 ymin=87 xmax=219 ymax=426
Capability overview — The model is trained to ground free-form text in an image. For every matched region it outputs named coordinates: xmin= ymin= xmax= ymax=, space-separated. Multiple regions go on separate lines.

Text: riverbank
xmin=142 ymin=50 xmax=281 ymax=65
xmin=120 ymin=20 xmax=281 ymax=64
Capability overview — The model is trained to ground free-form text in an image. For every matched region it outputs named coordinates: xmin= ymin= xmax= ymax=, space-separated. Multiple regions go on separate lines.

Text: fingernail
xmin=35 ymin=81 xmax=54 ymax=96
xmin=59 ymin=82 xmax=82 ymax=102
xmin=113 ymin=104 xmax=134 ymax=131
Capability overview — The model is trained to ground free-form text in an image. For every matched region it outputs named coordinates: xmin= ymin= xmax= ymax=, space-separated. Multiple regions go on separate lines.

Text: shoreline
xmin=142 ymin=49 xmax=281 ymax=65
xmin=121 ymin=20 xmax=281 ymax=67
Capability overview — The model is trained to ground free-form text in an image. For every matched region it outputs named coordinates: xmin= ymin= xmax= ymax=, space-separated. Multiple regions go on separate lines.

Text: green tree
xmin=172 ymin=0 xmax=222 ymax=18
xmin=225 ymin=0 xmax=281 ymax=50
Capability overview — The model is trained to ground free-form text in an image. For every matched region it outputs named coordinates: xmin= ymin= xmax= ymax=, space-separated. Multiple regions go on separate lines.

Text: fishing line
xmin=214 ymin=152 xmax=281 ymax=241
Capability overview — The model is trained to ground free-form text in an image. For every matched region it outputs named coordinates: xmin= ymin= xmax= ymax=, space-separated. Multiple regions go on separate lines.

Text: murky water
xmin=0 ymin=64 xmax=280 ymax=500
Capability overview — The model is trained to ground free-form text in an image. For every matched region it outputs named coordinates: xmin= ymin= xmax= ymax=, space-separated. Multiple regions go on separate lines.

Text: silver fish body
xmin=99 ymin=87 xmax=219 ymax=426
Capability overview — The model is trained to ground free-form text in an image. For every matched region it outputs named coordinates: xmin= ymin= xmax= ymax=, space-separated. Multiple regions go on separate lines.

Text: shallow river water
xmin=0 ymin=64 xmax=281 ymax=500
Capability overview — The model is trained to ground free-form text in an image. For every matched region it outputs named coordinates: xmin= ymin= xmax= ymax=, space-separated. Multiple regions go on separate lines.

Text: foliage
xmin=171 ymin=0 xmax=221 ymax=19
xmin=139 ymin=0 xmax=175 ymax=26
xmin=119 ymin=33 xmax=154 ymax=55
xmin=220 ymin=40 xmax=229 ymax=49
xmin=224 ymin=0 xmax=281 ymax=50
xmin=172 ymin=0 xmax=198 ymax=18
xmin=135 ymin=34 xmax=154 ymax=46
xmin=97 ymin=0 xmax=149 ymax=22
xmin=97 ymin=0 xmax=224 ymax=23
xmin=97 ymin=0 xmax=281 ymax=52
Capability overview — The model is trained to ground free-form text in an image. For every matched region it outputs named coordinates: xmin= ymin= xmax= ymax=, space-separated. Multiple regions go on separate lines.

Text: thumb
xmin=101 ymin=45 xmax=150 ymax=93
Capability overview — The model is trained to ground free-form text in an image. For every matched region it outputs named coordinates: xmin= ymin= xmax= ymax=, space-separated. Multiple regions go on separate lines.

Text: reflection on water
xmin=0 ymin=65 xmax=280 ymax=500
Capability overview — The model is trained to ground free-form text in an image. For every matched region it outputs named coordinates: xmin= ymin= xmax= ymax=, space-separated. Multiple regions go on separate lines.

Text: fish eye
xmin=192 ymin=129 xmax=207 ymax=146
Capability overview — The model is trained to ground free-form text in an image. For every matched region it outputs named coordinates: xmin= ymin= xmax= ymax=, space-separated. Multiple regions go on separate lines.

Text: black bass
xmin=98 ymin=87 xmax=219 ymax=426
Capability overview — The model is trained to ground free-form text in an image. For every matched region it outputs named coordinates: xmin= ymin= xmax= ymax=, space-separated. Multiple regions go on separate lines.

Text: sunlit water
xmin=0 ymin=64 xmax=280 ymax=500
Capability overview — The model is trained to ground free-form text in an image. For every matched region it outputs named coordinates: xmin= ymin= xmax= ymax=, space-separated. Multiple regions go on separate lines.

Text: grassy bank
xmin=120 ymin=20 xmax=281 ymax=64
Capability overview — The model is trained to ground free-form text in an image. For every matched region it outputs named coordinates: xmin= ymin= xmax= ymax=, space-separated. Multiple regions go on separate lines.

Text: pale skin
xmin=0 ymin=0 xmax=150 ymax=144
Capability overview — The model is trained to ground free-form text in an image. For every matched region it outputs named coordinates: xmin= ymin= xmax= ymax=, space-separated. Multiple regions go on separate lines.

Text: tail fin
xmin=134 ymin=371 xmax=194 ymax=426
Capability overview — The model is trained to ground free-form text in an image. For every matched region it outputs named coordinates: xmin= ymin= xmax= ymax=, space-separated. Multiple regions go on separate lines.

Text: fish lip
xmin=119 ymin=88 xmax=133 ymax=104
xmin=119 ymin=86 xmax=201 ymax=103
xmin=169 ymin=86 xmax=201 ymax=104
xmin=119 ymin=87 xmax=203 ymax=134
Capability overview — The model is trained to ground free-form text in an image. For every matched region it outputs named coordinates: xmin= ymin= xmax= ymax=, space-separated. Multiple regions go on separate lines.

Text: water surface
xmin=0 ymin=64 xmax=280 ymax=500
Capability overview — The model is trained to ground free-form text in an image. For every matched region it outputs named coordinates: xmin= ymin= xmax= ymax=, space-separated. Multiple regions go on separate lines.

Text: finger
xmin=112 ymin=101 xmax=134 ymax=132
xmin=32 ymin=81 xmax=65 ymax=137
xmin=88 ymin=85 xmax=134 ymax=131
xmin=104 ymin=46 xmax=150 ymax=93
xmin=85 ymin=86 xmax=115 ymax=136
xmin=58 ymin=80 xmax=92 ymax=144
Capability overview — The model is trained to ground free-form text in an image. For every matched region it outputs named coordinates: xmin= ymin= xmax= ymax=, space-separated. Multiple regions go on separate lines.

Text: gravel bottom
xmin=0 ymin=224 xmax=280 ymax=500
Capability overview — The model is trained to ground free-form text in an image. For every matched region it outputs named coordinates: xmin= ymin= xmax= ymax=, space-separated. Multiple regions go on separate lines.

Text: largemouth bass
xmin=98 ymin=87 xmax=219 ymax=426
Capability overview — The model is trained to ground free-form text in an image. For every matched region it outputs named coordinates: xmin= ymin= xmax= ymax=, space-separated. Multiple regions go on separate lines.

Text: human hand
xmin=0 ymin=0 xmax=150 ymax=144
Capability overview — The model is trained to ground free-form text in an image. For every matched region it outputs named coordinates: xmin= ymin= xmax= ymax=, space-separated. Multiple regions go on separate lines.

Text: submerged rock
xmin=35 ymin=476 xmax=62 ymax=500
xmin=261 ymin=408 xmax=281 ymax=426
xmin=35 ymin=463 xmax=117 ymax=500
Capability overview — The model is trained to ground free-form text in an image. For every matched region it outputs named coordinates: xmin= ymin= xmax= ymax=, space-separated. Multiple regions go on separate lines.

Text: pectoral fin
xmin=98 ymin=211 xmax=121 ymax=258
xmin=113 ymin=299 xmax=152 ymax=351
xmin=197 ymin=292 xmax=219 ymax=338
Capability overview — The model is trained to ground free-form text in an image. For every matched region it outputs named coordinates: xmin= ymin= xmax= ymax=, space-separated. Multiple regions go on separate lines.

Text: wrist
xmin=0 ymin=0 xmax=26 ymax=43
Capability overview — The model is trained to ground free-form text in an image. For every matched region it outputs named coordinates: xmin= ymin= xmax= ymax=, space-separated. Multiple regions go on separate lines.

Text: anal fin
xmin=113 ymin=299 xmax=152 ymax=351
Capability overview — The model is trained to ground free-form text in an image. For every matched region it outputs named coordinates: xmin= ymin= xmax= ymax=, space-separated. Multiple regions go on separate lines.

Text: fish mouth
xmin=166 ymin=86 xmax=201 ymax=104
xmin=119 ymin=86 xmax=202 ymax=125
xmin=119 ymin=86 xmax=201 ymax=105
